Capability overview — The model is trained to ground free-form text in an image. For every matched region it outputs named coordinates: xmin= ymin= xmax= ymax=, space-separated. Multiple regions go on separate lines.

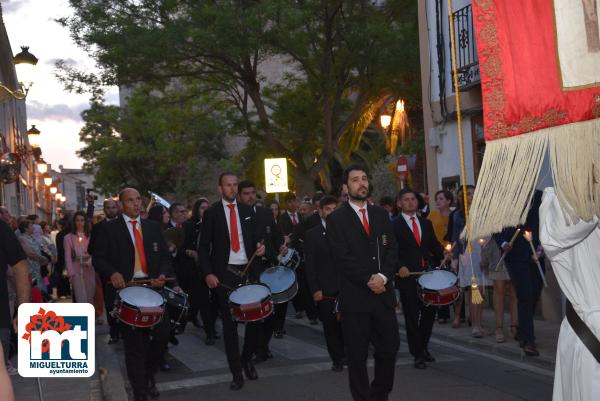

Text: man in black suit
xmin=393 ymin=189 xmax=446 ymax=369
xmin=327 ymin=164 xmax=400 ymax=401
xmin=93 ymin=188 xmax=176 ymax=401
xmin=238 ymin=180 xmax=286 ymax=362
xmin=277 ymin=195 xmax=301 ymax=238
xmin=305 ymin=195 xmax=346 ymax=372
xmin=198 ymin=173 xmax=266 ymax=391
xmin=89 ymin=198 xmax=120 ymax=344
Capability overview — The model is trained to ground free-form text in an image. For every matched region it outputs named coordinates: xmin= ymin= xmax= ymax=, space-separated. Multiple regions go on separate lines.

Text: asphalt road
xmin=142 ymin=315 xmax=554 ymax=401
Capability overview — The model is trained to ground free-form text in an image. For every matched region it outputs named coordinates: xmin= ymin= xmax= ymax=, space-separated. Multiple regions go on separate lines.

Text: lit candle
xmin=478 ymin=238 xmax=486 ymax=246
xmin=523 ymin=230 xmax=533 ymax=242
xmin=445 ymin=243 xmax=452 ymax=252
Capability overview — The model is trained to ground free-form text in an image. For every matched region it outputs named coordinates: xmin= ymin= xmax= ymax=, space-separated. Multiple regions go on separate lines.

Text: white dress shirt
xmin=287 ymin=211 xmax=299 ymax=224
xmin=401 ymin=212 xmax=422 ymax=238
xmin=348 ymin=200 xmax=387 ymax=285
xmin=222 ymin=199 xmax=248 ymax=265
xmin=122 ymin=214 xmax=147 ymax=278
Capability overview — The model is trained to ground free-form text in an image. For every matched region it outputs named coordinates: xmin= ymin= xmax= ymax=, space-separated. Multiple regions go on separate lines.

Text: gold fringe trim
xmin=466 ymin=118 xmax=600 ymax=240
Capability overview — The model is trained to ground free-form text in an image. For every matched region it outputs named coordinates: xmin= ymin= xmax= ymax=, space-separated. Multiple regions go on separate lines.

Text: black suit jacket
xmin=278 ymin=211 xmax=301 ymax=236
xmin=253 ymin=206 xmax=284 ymax=267
xmin=197 ymin=201 xmax=261 ymax=282
xmin=92 ymin=215 xmax=173 ymax=282
xmin=305 ymin=223 xmax=338 ymax=296
xmin=326 ymin=202 xmax=399 ymax=313
xmin=291 ymin=213 xmax=321 ymax=252
xmin=392 ymin=215 xmax=444 ymax=289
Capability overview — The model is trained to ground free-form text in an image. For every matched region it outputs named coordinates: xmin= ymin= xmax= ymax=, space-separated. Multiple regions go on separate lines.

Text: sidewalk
xmin=399 ymin=306 xmax=560 ymax=369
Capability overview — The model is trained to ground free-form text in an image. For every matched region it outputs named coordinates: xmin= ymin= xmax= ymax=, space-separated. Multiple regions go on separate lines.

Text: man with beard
xmin=198 ymin=173 xmax=266 ymax=391
xmin=238 ymin=180 xmax=287 ymax=362
xmin=327 ymin=164 xmax=400 ymax=401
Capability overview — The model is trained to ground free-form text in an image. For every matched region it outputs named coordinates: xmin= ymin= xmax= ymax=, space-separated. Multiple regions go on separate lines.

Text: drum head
xmin=278 ymin=248 xmax=294 ymax=264
xmin=120 ymin=286 xmax=164 ymax=307
xmin=418 ymin=270 xmax=458 ymax=290
xmin=229 ymin=284 xmax=270 ymax=305
xmin=260 ymin=266 xmax=296 ymax=293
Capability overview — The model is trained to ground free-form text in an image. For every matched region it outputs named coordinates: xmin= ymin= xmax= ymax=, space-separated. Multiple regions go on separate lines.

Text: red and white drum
xmin=417 ymin=270 xmax=460 ymax=306
xmin=228 ymin=284 xmax=273 ymax=322
xmin=113 ymin=286 xmax=165 ymax=328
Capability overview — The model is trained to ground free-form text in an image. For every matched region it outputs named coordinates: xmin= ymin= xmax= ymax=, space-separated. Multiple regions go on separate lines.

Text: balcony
xmin=450 ymin=4 xmax=480 ymax=91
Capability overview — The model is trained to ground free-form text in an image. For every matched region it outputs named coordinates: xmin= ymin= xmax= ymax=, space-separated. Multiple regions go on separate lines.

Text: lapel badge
xmin=381 ymin=234 xmax=388 ymax=246
xmin=152 ymin=242 xmax=158 ymax=252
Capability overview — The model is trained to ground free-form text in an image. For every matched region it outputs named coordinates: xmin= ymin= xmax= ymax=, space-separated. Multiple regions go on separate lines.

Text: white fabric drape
xmin=539 ymin=187 xmax=600 ymax=401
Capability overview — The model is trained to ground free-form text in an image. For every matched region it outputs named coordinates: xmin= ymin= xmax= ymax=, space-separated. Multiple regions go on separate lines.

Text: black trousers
xmin=214 ymin=285 xmax=260 ymax=378
xmin=398 ymin=282 xmax=437 ymax=359
xmin=505 ymin=260 xmax=543 ymax=344
xmin=176 ymin=264 xmax=217 ymax=335
xmin=103 ymin=283 xmax=119 ymax=339
xmin=341 ymin=306 xmax=399 ymax=401
xmin=292 ymin=265 xmax=318 ymax=320
xmin=120 ymin=310 xmax=171 ymax=398
xmin=318 ymin=298 xmax=345 ymax=363
xmin=273 ymin=302 xmax=288 ymax=332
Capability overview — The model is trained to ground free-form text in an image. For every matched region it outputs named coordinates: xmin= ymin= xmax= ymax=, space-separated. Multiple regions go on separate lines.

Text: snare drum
xmin=259 ymin=266 xmax=298 ymax=304
xmin=278 ymin=248 xmax=301 ymax=270
xmin=161 ymin=286 xmax=189 ymax=328
xmin=113 ymin=286 xmax=165 ymax=328
xmin=417 ymin=270 xmax=460 ymax=306
xmin=228 ymin=284 xmax=273 ymax=322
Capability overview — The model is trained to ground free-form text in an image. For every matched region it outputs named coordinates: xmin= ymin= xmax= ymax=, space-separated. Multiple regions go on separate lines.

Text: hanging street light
xmin=13 ymin=46 xmax=39 ymax=97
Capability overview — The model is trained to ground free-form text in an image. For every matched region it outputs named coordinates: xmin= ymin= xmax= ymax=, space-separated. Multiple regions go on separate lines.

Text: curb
xmin=96 ymin=335 xmax=129 ymax=401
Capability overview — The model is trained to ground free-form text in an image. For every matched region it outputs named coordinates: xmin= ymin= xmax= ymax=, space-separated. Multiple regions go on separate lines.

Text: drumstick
xmin=241 ymin=240 xmax=264 ymax=277
xmin=396 ymin=271 xmax=433 ymax=277
xmin=494 ymin=228 xmax=520 ymax=271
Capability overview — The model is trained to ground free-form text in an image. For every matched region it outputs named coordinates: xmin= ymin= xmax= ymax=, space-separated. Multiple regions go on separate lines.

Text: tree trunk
xmin=293 ymin=170 xmax=316 ymax=197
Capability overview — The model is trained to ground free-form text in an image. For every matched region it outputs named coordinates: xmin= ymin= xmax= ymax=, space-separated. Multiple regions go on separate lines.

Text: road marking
xmin=289 ymin=317 xmax=555 ymax=378
xmin=156 ymin=355 xmax=463 ymax=392
xmin=168 ymin=333 xmax=230 ymax=372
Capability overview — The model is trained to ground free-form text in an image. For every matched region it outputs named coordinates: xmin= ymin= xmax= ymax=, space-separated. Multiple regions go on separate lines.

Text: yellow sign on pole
xmin=264 ymin=158 xmax=289 ymax=193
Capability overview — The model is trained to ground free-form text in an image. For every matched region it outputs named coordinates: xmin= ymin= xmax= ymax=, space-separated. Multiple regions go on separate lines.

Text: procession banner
xmin=467 ymin=0 xmax=600 ymax=239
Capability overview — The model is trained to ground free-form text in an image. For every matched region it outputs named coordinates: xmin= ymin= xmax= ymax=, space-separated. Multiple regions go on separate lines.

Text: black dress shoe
xmin=169 ymin=334 xmax=179 ymax=346
xmin=230 ymin=377 xmax=244 ymax=391
xmin=108 ymin=336 xmax=119 ymax=345
xmin=148 ymin=378 xmax=160 ymax=399
xmin=159 ymin=360 xmax=171 ymax=372
xmin=423 ymin=350 xmax=436 ymax=362
xmin=205 ymin=335 xmax=216 ymax=346
xmin=274 ymin=330 xmax=284 ymax=339
xmin=212 ymin=331 xmax=221 ymax=339
xmin=309 ymin=318 xmax=319 ymax=325
xmin=331 ymin=361 xmax=344 ymax=372
xmin=265 ymin=350 xmax=273 ymax=359
xmin=523 ymin=343 xmax=540 ymax=356
xmin=242 ymin=360 xmax=259 ymax=380
xmin=295 ymin=311 xmax=305 ymax=319
xmin=414 ymin=357 xmax=426 ymax=369
xmin=134 ymin=394 xmax=148 ymax=401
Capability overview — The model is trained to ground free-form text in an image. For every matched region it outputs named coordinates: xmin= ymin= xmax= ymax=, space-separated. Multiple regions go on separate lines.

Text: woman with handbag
xmin=64 ymin=212 xmax=95 ymax=304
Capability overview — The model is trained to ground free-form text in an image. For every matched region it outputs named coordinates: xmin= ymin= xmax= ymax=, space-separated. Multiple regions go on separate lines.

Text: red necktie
xmin=359 ymin=208 xmax=370 ymax=236
xmin=227 ymin=204 xmax=240 ymax=252
xmin=291 ymin=214 xmax=298 ymax=225
xmin=130 ymin=220 xmax=148 ymax=274
xmin=411 ymin=216 xmax=425 ymax=268
xmin=176 ymin=223 xmax=182 ymax=229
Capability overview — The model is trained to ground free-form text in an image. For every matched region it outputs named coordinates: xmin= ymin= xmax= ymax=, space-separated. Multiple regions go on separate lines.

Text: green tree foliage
xmin=77 ymin=85 xmax=228 ymax=199
xmin=60 ymin=0 xmax=420 ymax=195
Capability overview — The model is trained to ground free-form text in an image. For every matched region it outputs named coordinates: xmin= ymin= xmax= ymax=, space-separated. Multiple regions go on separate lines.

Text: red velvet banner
xmin=472 ymin=0 xmax=600 ymax=141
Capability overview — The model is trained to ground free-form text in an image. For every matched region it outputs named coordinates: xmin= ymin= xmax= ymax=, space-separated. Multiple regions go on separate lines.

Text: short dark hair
xmin=312 ymin=191 xmax=324 ymax=205
xmin=27 ymin=214 xmax=38 ymax=221
xmin=379 ymin=196 xmax=394 ymax=207
xmin=343 ymin=164 xmax=369 ymax=185
xmin=434 ymin=190 xmax=454 ymax=204
xmin=218 ymin=172 xmax=236 ymax=185
xmin=396 ymin=188 xmax=418 ymax=201
xmin=319 ymin=195 xmax=338 ymax=208
xmin=169 ymin=202 xmax=185 ymax=214
xmin=18 ymin=220 xmax=31 ymax=233
xmin=238 ymin=180 xmax=256 ymax=193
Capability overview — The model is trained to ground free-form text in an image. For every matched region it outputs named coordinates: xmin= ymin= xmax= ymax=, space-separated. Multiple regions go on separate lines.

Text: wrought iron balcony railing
xmin=450 ymin=4 xmax=480 ymax=91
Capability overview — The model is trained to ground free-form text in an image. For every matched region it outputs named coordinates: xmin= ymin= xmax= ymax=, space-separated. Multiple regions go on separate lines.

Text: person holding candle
xmin=493 ymin=190 xmax=544 ymax=356
xmin=64 ymin=211 xmax=95 ymax=305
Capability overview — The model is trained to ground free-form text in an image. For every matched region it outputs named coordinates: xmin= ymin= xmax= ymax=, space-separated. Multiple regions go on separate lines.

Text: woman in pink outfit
xmin=64 ymin=211 xmax=95 ymax=304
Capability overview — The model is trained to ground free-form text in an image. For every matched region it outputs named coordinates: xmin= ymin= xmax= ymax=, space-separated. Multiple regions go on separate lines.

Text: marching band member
xmin=197 ymin=173 xmax=266 ymax=391
xmin=93 ymin=188 xmax=177 ymax=401
xmin=393 ymin=188 xmax=446 ymax=369
xmin=327 ymin=165 xmax=400 ymax=401
xmin=305 ymin=195 xmax=346 ymax=371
